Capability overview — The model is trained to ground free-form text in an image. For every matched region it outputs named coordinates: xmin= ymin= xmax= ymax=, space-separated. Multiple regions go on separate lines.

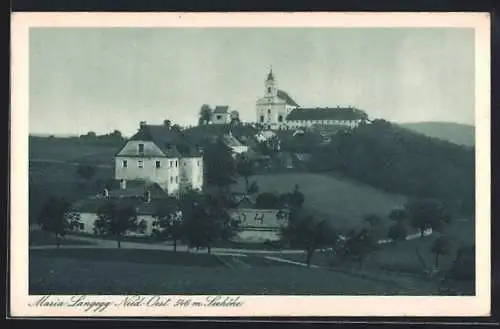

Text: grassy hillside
xmin=398 ymin=122 xmax=475 ymax=147
xmin=233 ymin=173 xmax=406 ymax=231
xmin=29 ymin=136 xmax=119 ymax=165
xmin=309 ymin=120 xmax=475 ymax=216
xmin=30 ymin=248 xmax=441 ymax=295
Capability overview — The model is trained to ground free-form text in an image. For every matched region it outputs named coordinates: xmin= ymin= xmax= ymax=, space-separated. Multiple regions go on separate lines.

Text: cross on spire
xmin=266 ymin=66 xmax=275 ymax=81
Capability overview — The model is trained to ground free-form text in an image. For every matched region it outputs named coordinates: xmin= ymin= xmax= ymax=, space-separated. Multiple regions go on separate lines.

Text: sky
xmin=29 ymin=27 xmax=475 ymax=137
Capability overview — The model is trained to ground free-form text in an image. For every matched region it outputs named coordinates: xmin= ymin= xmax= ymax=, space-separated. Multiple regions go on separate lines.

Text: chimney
xmin=103 ymin=188 xmax=109 ymax=198
xmin=120 ymin=179 xmax=127 ymax=190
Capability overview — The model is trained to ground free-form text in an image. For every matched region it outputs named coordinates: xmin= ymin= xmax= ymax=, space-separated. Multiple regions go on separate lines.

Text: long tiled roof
xmin=124 ymin=124 xmax=202 ymax=158
xmin=286 ymin=107 xmax=367 ymax=121
xmin=213 ymin=106 xmax=229 ymax=114
xmin=73 ymin=197 xmax=163 ymax=215
xmin=277 ymin=90 xmax=299 ymax=107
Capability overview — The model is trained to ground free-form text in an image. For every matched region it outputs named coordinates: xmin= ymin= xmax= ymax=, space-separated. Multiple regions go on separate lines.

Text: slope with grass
xmin=29 ymin=248 xmax=440 ymax=295
xmin=233 ymin=173 xmax=406 ymax=231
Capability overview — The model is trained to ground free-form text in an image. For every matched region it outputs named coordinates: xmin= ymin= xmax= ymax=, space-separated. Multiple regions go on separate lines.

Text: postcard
xmin=10 ymin=12 xmax=491 ymax=317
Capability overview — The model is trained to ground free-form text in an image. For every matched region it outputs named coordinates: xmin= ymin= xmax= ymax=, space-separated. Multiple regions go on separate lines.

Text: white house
xmin=211 ymin=106 xmax=231 ymax=124
xmin=255 ymin=69 xmax=368 ymax=130
xmin=115 ymin=120 xmax=203 ymax=195
xmin=254 ymin=130 xmax=277 ymax=143
xmin=72 ymin=181 xmax=178 ymax=237
xmin=228 ymin=195 xmax=290 ymax=243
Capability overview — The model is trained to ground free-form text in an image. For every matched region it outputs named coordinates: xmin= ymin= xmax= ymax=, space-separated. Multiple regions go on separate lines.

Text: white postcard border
xmin=10 ymin=12 xmax=491 ymax=317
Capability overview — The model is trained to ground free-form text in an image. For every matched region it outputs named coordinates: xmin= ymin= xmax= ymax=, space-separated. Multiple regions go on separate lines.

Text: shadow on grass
xmin=30 ymin=248 xmax=227 ymax=268
xmin=30 ymin=231 xmax=96 ymax=247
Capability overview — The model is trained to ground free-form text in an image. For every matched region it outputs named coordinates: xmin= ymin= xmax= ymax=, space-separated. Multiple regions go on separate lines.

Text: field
xmin=280 ymin=218 xmax=475 ymax=295
xmin=233 ymin=173 xmax=407 ymax=231
xmin=29 ymin=248 xmax=441 ymax=295
xmin=29 ymin=137 xmax=119 ymax=165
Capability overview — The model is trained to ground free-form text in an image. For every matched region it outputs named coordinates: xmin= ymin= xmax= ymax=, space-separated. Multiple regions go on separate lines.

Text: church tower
xmin=264 ymin=68 xmax=277 ymax=98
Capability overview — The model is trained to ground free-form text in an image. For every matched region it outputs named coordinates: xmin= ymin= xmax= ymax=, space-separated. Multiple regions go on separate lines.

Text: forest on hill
xmin=399 ymin=122 xmax=474 ymax=147
xmin=308 ymin=120 xmax=475 ymax=216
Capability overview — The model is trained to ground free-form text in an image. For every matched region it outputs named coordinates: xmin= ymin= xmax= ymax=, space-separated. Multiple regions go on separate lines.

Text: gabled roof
xmin=286 ymin=107 xmax=367 ymax=121
xmin=105 ymin=181 xmax=168 ymax=199
xmin=213 ymin=106 xmax=229 ymax=114
xmin=123 ymin=124 xmax=202 ymax=158
xmin=72 ymin=195 xmax=177 ymax=216
xmin=277 ymin=90 xmax=299 ymax=107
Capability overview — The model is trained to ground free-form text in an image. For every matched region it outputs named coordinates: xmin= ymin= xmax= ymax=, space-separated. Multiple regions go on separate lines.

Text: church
xmin=255 ymin=69 xmax=368 ymax=130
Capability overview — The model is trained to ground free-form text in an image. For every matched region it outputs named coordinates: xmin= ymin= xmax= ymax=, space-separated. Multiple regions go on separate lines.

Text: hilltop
xmin=398 ymin=121 xmax=475 ymax=147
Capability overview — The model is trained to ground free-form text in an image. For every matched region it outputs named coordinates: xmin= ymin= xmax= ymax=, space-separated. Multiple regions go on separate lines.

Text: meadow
xmin=233 ymin=173 xmax=407 ymax=231
xmin=29 ymin=248 xmax=441 ymax=295
xmin=29 ymin=136 xmax=118 ymax=165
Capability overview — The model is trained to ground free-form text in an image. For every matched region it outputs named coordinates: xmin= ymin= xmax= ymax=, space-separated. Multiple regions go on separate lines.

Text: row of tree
xmin=282 ymin=198 xmax=454 ymax=269
xmin=36 ymin=190 xmax=239 ymax=252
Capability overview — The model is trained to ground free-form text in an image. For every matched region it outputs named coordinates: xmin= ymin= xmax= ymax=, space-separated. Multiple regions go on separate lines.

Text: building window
xmin=138 ymin=143 xmax=144 ymax=154
xmin=169 ymin=160 xmax=172 ymax=167
xmin=216 ymin=115 xmax=221 ymax=120
xmin=260 ymin=116 xmax=264 ymax=122
xmin=267 ymin=87 xmax=271 ymax=93
xmin=122 ymin=160 xmax=128 ymax=168
xmin=267 ymin=109 xmax=271 ymax=114
xmin=138 ymin=160 xmax=143 ymax=168
xmin=278 ymin=115 xmax=283 ymax=122
xmin=197 ymin=160 xmax=200 ymax=166
xmin=175 ymin=160 xmax=178 ymax=167
xmin=79 ymin=223 xmax=84 ymax=230
xmin=155 ymin=161 xmax=161 ymax=168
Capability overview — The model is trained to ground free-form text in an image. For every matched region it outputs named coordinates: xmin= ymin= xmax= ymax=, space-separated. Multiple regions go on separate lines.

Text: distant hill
xmin=398 ymin=122 xmax=475 ymax=147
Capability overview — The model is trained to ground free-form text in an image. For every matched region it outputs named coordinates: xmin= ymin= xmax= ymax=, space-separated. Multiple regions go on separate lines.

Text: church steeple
xmin=265 ymin=67 xmax=277 ymax=98
xmin=266 ymin=67 xmax=275 ymax=81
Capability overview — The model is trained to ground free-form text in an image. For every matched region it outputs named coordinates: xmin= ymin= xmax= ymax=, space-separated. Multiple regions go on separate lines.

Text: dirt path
xmin=31 ymin=234 xmax=306 ymax=255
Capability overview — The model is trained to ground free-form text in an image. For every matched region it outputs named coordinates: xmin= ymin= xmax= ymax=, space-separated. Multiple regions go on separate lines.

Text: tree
xmin=182 ymin=193 xmax=238 ymax=254
xmin=247 ymin=180 xmax=259 ymax=195
xmin=198 ymin=104 xmax=213 ymax=125
xmin=288 ymin=184 xmax=305 ymax=211
xmin=387 ymin=223 xmax=408 ymax=244
xmin=151 ymin=198 xmax=183 ymax=252
xmin=230 ymin=110 xmax=241 ymax=125
xmin=236 ymin=154 xmax=254 ymax=193
xmin=430 ymin=235 xmax=452 ymax=268
xmin=203 ymin=141 xmax=237 ymax=195
xmin=338 ymin=229 xmax=379 ymax=268
xmin=95 ymin=201 xmax=138 ymax=248
xmin=37 ymin=197 xmax=81 ymax=248
xmin=280 ymin=216 xmax=336 ymax=268
xmin=405 ymin=199 xmax=451 ymax=238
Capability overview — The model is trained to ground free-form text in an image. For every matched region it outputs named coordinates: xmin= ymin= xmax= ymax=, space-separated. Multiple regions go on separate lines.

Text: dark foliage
xmin=309 ymin=120 xmax=474 ymax=215
xmin=95 ymin=201 xmax=138 ymax=248
xmin=36 ymin=197 xmax=81 ymax=248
